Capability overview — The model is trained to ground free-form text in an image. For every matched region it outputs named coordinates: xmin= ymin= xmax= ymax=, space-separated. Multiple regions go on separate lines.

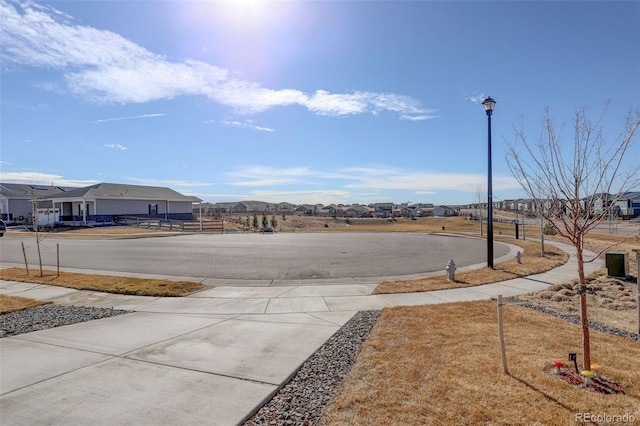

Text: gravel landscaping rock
xmin=507 ymin=296 xmax=640 ymax=341
xmin=243 ymin=310 xmax=381 ymax=426
xmin=0 ymin=305 xmax=131 ymax=338
xmin=3 ymin=297 xmax=636 ymax=425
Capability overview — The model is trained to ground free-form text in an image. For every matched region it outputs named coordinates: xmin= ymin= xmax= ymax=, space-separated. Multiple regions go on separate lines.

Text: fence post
xmin=21 ymin=241 xmax=29 ymax=275
xmin=497 ymin=295 xmax=509 ymax=374
xmin=634 ymin=249 xmax=640 ymax=335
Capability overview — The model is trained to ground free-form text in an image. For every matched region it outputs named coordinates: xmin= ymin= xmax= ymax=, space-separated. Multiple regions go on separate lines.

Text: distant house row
xmin=0 ymin=182 xmax=201 ymax=227
xmin=197 ymin=201 xmax=444 ymax=218
xmin=4 ymin=181 xmax=636 ymax=228
xmin=471 ymin=192 xmax=640 ymax=218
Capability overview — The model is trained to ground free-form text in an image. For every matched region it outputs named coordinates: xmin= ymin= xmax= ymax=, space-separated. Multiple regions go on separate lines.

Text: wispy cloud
xmin=226 ymin=166 xmax=316 ymax=187
xmin=104 ymin=143 xmax=127 ymax=150
xmin=126 ymin=177 xmax=213 ymax=187
xmin=1 ymin=1 xmax=432 ymax=120
xmin=187 ymin=189 xmax=354 ymax=205
xmin=466 ymin=91 xmax=490 ymax=104
xmin=252 ymin=189 xmax=352 ymax=205
xmin=342 ymin=166 xmax=519 ymax=192
xmin=401 ymin=114 xmax=439 ymax=122
xmin=92 ymin=113 xmax=166 ymax=123
xmin=0 ymin=171 xmax=99 ymax=187
xmin=225 ymin=165 xmax=521 ymax=193
xmin=207 ymin=119 xmax=275 ymax=132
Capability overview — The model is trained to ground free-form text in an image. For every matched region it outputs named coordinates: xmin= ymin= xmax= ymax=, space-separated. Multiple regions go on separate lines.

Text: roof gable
xmin=0 ymin=183 xmax=76 ymax=199
xmin=42 ymin=183 xmax=201 ymax=202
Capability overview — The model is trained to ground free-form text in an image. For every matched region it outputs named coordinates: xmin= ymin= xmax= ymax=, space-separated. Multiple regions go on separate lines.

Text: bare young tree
xmin=506 ymin=103 xmax=640 ymax=370
xmin=31 ymin=194 xmax=44 ymax=276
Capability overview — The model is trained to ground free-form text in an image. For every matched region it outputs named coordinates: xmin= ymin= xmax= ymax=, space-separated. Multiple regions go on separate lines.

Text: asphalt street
xmin=0 ymin=232 xmax=510 ymax=282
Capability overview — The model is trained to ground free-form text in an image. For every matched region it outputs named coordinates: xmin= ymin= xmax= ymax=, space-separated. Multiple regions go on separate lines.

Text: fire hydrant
xmin=446 ymin=259 xmax=456 ymax=281
xmin=516 ymin=251 xmax=522 ymax=264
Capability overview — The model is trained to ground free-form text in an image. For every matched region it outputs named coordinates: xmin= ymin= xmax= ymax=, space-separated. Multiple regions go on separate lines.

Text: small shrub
xmin=551 ymin=294 xmax=572 ymax=302
xmin=558 ymin=288 xmax=576 ymax=297
xmin=538 ymin=291 xmax=554 ymax=300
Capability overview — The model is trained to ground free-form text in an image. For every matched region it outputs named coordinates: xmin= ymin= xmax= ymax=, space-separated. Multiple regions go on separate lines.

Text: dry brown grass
xmin=516 ymin=232 xmax=640 ymax=335
xmin=27 ymin=226 xmax=179 ymax=239
xmin=319 ymin=301 xmax=640 ymax=426
xmin=321 ymin=225 xmax=639 ymax=425
xmin=0 ymin=294 xmax=52 ymax=314
xmin=375 ymin=238 xmax=568 ymax=294
xmin=276 ymin=215 xmax=523 ymax=235
xmin=0 ymin=268 xmax=207 ymax=297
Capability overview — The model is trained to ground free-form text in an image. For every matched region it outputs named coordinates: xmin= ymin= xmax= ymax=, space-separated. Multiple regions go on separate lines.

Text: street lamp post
xmin=482 ymin=96 xmax=496 ymax=269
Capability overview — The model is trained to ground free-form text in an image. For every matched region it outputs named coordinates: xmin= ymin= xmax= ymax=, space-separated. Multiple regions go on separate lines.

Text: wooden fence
xmin=116 ymin=216 xmax=224 ymax=233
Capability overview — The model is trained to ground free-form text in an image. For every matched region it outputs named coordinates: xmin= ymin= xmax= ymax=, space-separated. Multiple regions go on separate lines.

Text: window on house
xmin=149 ymin=203 xmax=158 ymax=215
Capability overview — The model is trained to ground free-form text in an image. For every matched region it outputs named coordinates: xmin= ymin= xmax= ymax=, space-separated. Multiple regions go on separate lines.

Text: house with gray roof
xmin=276 ymin=202 xmax=295 ymax=213
xmin=0 ymin=183 xmax=77 ymax=224
xmin=346 ymin=205 xmax=371 ymax=218
xmin=295 ymin=204 xmax=317 ymax=216
xmin=614 ymin=191 xmax=640 ymax=218
xmin=41 ymin=183 xmax=201 ymax=225
xmin=433 ymin=205 xmax=456 ymax=217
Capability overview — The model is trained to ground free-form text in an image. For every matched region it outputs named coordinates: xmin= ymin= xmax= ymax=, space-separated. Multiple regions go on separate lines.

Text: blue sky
xmin=1 ymin=0 xmax=639 ymax=205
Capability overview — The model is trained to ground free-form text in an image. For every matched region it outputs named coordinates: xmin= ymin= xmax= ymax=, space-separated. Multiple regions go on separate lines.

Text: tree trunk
xmin=539 ymin=218 xmax=545 ymax=256
xmin=576 ymin=241 xmax=591 ymax=370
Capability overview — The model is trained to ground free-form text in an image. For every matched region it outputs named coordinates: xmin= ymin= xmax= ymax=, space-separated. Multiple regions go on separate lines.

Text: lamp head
xmin=482 ymin=96 xmax=496 ymax=115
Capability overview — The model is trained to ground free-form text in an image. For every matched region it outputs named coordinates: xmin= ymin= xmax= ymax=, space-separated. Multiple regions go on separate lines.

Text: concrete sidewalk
xmin=0 ymin=243 xmax=602 ymax=425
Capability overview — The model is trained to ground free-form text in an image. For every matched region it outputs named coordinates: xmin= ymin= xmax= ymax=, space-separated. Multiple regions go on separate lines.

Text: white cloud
xmin=400 ymin=114 xmax=439 ymax=122
xmin=126 ymin=178 xmax=213 ymax=187
xmin=0 ymin=171 xmax=99 ymax=187
xmin=226 ymin=166 xmax=315 ymax=187
xmin=209 ymin=119 xmax=275 ymax=132
xmin=225 ymin=164 xmax=521 ymax=194
xmin=251 ymin=189 xmax=352 ymax=205
xmin=1 ymin=1 xmax=433 ymax=119
xmin=342 ymin=166 xmax=519 ymax=192
xmin=104 ymin=143 xmax=128 ymax=150
xmin=92 ymin=113 xmax=166 ymax=123
xmin=466 ymin=91 xmax=490 ymax=104
xmin=302 ymin=91 xmax=435 ymax=119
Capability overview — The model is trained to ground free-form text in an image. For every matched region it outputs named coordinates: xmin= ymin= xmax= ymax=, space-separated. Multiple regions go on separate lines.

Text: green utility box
xmin=605 ymin=252 xmax=629 ymax=277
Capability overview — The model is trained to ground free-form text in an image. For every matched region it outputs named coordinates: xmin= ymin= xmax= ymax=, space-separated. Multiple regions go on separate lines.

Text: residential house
xmin=295 ymin=204 xmax=317 ymax=216
xmin=614 ymin=192 xmax=640 ymax=217
xmin=42 ymin=183 xmax=201 ymax=225
xmin=317 ymin=204 xmax=347 ymax=217
xmin=276 ymin=202 xmax=296 ymax=214
xmin=373 ymin=203 xmax=394 ymax=218
xmin=0 ymin=183 xmax=77 ymax=224
xmin=433 ymin=205 xmax=456 ymax=217
xmin=346 ymin=205 xmax=371 ymax=218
